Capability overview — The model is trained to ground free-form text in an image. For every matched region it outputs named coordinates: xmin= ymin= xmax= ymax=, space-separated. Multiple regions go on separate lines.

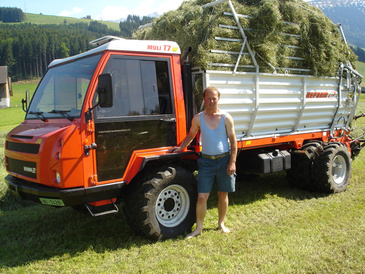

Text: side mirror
xmin=21 ymin=90 xmax=30 ymax=112
xmin=97 ymin=73 xmax=113 ymax=108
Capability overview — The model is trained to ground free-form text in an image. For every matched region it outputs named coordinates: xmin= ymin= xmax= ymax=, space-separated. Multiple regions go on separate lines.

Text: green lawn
xmin=24 ymin=13 xmax=120 ymax=31
xmin=1 ymin=80 xmax=365 ymax=272
xmin=0 ymin=81 xmax=37 ymax=127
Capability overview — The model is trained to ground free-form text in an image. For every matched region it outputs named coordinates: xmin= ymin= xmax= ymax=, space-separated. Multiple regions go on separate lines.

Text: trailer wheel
xmin=312 ymin=145 xmax=352 ymax=193
xmin=286 ymin=142 xmax=322 ymax=191
xmin=123 ymin=165 xmax=197 ymax=240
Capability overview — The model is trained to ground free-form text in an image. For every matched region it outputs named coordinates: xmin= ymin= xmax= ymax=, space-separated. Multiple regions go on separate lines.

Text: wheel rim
xmin=332 ymin=154 xmax=347 ymax=185
xmin=155 ymin=184 xmax=190 ymax=227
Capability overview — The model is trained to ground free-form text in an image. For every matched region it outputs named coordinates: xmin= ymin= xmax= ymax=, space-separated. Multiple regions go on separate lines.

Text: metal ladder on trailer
xmin=202 ymin=0 xmax=314 ymax=75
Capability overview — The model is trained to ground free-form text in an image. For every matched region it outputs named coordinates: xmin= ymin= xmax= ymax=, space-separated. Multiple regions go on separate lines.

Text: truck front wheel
xmin=123 ymin=165 xmax=197 ymax=240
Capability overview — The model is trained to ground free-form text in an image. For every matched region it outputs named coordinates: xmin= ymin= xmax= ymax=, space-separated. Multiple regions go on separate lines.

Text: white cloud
xmin=157 ymin=0 xmax=184 ymax=15
xmin=97 ymin=0 xmax=185 ymax=21
xmin=97 ymin=6 xmax=129 ymax=21
xmin=59 ymin=7 xmax=83 ymax=17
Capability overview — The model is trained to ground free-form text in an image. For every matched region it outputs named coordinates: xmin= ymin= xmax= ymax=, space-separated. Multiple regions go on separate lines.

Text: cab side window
xmin=95 ymin=56 xmax=173 ymax=120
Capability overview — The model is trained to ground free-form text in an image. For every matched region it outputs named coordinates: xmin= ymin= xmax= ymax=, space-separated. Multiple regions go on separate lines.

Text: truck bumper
xmin=5 ymin=175 xmax=126 ymax=207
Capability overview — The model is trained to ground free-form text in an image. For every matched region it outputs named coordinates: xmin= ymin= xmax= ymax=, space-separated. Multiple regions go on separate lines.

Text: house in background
xmin=0 ymin=66 xmax=12 ymax=108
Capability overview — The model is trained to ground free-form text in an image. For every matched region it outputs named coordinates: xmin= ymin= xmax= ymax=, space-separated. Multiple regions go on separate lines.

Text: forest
xmin=0 ymin=7 xmax=25 ymax=23
xmin=0 ymin=22 xmax=121 ymax=81
xmin=0 ymin=10 xmax=152 ymax=81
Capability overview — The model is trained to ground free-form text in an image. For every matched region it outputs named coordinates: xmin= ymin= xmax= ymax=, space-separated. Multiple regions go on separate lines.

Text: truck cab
xmin=5 ymin=37 xmax=195 ymax=211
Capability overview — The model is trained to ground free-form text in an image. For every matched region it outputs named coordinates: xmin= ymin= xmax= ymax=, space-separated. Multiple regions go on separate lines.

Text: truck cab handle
xmin=84 ymin=143 xmax=97 ymax=156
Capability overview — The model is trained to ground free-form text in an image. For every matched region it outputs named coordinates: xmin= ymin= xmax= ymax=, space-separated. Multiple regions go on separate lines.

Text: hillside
xmin=0 ymin=20 xmax=121 ymax=81
xmin=0 ymin=9 xmax=156 ymax=81
xmin=23 ymin=13 xmax=120 ymax=31
xmin=309 ymin=0 xmax=365 ymax=48
xmin=310 ymin=0 xmax=365 ymax=12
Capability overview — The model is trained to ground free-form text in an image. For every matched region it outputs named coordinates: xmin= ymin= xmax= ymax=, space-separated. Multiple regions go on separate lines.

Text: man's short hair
xmin=203 ymin=86 xmax=221 ymax=98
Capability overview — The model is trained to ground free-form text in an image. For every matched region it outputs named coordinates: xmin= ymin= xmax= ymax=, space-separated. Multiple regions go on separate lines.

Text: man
xmin=169 ymin=86 xmax=237 ymax=238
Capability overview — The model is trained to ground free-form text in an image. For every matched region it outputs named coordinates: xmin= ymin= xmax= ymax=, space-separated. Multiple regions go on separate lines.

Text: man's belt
xmin=201 ymin=152 xmax=230 ymax=160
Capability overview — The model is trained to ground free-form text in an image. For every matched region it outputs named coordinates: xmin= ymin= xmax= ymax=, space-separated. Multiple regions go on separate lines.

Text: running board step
xmin=85 ymin=199 xmax=119 ymax=217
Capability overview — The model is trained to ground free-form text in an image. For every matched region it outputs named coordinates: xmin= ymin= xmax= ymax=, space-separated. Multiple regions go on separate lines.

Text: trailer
xmin=4 ymin=1 xmax=364 ymax=240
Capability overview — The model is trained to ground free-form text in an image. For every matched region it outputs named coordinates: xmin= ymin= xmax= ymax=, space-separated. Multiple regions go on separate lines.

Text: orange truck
xmin=4 ymin=33 xmax=364 ymax=239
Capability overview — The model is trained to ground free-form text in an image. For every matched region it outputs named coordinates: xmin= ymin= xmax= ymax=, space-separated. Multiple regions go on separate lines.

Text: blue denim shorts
xmin=197 ymin=154 xmax=236 ymax=193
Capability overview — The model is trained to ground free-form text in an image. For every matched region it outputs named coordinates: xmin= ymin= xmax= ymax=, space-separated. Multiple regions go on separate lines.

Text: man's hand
xmin=168 ymin=146 xmax=181 ymax=153
xmin=227 ymin=162 xmax=236 ymax=176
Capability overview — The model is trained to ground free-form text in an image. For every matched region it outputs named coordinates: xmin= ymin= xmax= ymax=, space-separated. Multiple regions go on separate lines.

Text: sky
xmin=1 ymin=0 xmax=186 ymax=21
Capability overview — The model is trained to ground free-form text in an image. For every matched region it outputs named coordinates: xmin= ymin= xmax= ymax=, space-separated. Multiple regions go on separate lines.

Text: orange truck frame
xmin=4 ymin=36 xmax=364 ymax=240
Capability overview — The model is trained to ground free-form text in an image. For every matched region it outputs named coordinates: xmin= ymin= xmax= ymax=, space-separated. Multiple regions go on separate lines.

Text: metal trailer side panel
xmin=203 ymin=70 xmax=357 ymax=141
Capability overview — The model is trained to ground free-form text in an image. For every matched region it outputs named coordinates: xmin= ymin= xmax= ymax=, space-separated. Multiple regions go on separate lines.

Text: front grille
xmin=6 ymin=157 xmax=37 ymax=179
xmin=11 ymin=135 xmax=33 ymax=139
xmin=6 ymin=141 xmax=40 ymax=154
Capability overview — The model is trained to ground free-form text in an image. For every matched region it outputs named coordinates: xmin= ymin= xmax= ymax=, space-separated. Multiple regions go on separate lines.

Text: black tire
xmin=312 ymin=145 xmax=352 ymax=193
xmin=286 ymin=142 xmax=322 ymax=191
xmin=123 ymin=165 xmax=197 ymax=240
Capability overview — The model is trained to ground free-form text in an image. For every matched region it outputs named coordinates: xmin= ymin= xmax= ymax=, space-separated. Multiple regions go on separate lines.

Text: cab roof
xmin=49 ymin=36 xmax=181 ymax=68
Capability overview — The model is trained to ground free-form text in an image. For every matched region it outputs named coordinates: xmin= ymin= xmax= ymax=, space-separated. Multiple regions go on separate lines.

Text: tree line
xmin=0 ymin=7 xmax=25 ymax=23
xmin=0 ymin=12 xmax=153 ymax=81
xmin=0 ymin=21 xmax=121 ymax=81
xmin=119 ymin=15 xmax=153 ymax=38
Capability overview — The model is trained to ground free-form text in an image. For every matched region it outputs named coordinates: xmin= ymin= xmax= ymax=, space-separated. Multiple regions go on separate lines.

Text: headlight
xmin=55 ymin=172 xmax=61 ymax=184
xmin=58 ymin=139 xmax=63 ymax=147
xmin=55 ymin=152 xmax=61 ymax=160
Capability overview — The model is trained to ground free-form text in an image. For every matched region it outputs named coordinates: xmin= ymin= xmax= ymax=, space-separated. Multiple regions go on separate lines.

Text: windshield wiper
xmin=28 ymin=111 xmax=47 ymax=122
xmin=49 ymin=110 xmax=74 ymax=122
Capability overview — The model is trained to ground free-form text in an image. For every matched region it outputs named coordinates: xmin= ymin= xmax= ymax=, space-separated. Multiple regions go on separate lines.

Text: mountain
xmin=309 ymin=0 xmax=365 ymax=48
xmin=309 ymin=0 xmax=365 ymax=12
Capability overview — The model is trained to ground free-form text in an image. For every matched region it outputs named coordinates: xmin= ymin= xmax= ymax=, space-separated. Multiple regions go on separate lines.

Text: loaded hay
xmin=134 ymin=0 xmax=357 ymax=77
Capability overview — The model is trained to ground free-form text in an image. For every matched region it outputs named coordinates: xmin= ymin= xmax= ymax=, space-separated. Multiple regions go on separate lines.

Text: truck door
xmin=93 ymin=55 xmax=177 ymax=182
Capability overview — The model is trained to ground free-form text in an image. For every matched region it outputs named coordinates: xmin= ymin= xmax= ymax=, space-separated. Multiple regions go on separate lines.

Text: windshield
xmin=26 ymin=54 xmax=102 ymax=120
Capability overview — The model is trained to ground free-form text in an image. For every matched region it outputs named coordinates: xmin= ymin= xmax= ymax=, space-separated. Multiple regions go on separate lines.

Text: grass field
xmin=1 ymin=76 xmax=365 ymax=272
xmin=21 ymin=13 xmax=120 ymax=31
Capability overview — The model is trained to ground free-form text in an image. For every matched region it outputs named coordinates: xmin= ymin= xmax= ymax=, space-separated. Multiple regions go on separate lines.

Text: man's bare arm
xmin=168 ymin=114 xmax=200 ymax=153
xmin=225 ymin=113 xmax=237 ymax=175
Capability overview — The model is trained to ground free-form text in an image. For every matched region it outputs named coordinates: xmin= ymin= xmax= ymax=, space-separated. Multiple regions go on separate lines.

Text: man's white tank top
xmin=200 ymin=112 xmax=230 ymax=156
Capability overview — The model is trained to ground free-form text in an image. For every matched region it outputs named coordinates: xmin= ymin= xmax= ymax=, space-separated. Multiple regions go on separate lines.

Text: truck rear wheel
xmin=312 ymin=144 xmax=352 ymax=193
xmin=123 ymin=165 xmax=197 ymax=240
xmin=286 ymin=142 xmax=322 ymax=191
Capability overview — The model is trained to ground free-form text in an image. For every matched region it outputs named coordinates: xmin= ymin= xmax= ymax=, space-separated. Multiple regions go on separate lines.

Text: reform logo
xmin=306 ymin=91 xmax=337 ymax=99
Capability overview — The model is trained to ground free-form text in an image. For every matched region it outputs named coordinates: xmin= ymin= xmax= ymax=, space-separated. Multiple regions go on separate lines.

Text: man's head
xmin=203 ymin=86 xmax=221 ymax=99
xmin=203 ymin=86 xmax=220 ymax=111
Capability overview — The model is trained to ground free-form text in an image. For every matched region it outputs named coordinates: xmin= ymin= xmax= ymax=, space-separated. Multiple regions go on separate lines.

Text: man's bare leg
xmin=186 ymin=193 xmax=210 ymax=238
xmin=217 ymin=191 xmax=231 ymax=233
